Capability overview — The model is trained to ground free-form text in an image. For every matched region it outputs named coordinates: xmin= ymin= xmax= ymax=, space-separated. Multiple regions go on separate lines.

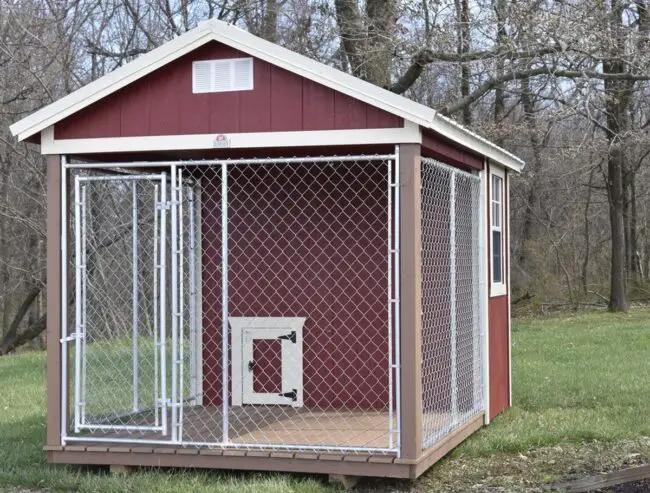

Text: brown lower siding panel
xmin=47 ymin=450 xmax=412 ymax=479
xmin=408 ymin=413 xmax=485 ymax=479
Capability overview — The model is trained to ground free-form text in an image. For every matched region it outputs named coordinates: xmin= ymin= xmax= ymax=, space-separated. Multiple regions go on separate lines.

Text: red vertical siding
xmin=149 ymin=66 xmax=183 ymax=135
xmin=121 ymin=80 xmax=152 ymax=135
xmin=302 ymin=79 xmax=335 ymax=130
xmin=240 ymin=59 xmax=271 ymax=132
xmin=334 ymin=92 xmax=367 ymax=129
xmin=199 ymin=159 xmax=389 ymax=410
xmin=54 ymin=42 xmax=402 ymax=139
xmin=421 ymin=131 xmax=484 ymax=171
xmin=489 ymin=295 xmax=510 ymax=419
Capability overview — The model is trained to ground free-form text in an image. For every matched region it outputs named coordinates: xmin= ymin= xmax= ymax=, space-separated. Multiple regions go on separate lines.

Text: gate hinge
xmin=277 ymin=331 xmax=296 ymax=343
xmin=278 ymin=389 xmax=297 ymax=401
xmin=156 ymin=201 xmax=172 ymax=210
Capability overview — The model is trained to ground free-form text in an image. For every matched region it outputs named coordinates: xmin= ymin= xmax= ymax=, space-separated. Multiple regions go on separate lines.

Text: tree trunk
xmin=456 ymin=0 xmax=472 ymax=125
xmin=607 ymin=145 xmax=629 ymax=312
xmin=629 ymin=175 xmax=640 ymax=283
xmin=623 ymin=168 xmax=632 ymax=284
xmin=516 ymin=75 xmax=543 ymax=280
xmin=581 ymin=167 xmax=596 ymax=296
xmin=0 ymin=162 xmax=8 ymax=337
xmin=334 ymin=0 xmax=396 ymax=86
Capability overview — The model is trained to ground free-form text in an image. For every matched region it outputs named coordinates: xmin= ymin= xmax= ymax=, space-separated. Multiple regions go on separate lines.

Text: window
xmin=192 ymin=58 xmax=254 ymax=94
xmin=490 ymin=169 xmax=506 ymax=296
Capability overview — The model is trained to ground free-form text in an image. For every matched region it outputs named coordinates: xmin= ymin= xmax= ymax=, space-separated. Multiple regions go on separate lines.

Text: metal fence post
xmin=159 ymin=175 xmax=168 ymax=436
xmin=59 ymin=155 xmax=68 ymax=445
xmin=177 ymin=167 xmax=185 ymax=441
xmin=221 ymin=160 xmax=229 ymax=445
xmin=132 ymin=182 xmax=140 ymax=412
xmin=153 ymin=183 xmax=160 ymax=427
xmin=393 ymin=146 xmax=402 ymax=457
xmin=171 ymin=164 xmax=179 ymax=443
xmin=80 ymin=185 xmax=88 ymax=425
xmin=73 ymin=174 xmax=82 ymax=433
xmin=188 ymin=185 xmax=198 ymax=406
xmin=387 ymin=157 xmax=394 ymax=452
xmin=449 ymin=172 xmax=458 ymax=427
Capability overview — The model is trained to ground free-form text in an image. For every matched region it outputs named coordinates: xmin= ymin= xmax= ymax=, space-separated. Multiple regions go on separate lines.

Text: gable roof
xmin=9 ymin=18 xmax=524 ymax=172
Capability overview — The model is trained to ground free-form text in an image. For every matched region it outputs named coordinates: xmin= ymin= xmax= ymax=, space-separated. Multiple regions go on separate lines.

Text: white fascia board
xmin=428 ymin=113 xmax=525 ymax=173
xmin=10 ymin=25 xmax=214 ymax=140
xmin=40 ymin=125 xmax=421 ymax=155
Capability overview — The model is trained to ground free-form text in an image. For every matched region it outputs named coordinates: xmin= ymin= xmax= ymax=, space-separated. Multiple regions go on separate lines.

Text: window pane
xmin=492 ymin=230 xmax=502 ymax=284
xmin=491 ymin=174 xmax=503 ymax=230
xmin=492 ymin=175 xmax=502 ymax=204
xmin=492 ymin=201 xmax=500 ymax=228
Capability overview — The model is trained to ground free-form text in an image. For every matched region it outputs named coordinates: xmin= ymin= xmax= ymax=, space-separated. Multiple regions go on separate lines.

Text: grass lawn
xmin=1 ymin=309 xmax=650 ymax=492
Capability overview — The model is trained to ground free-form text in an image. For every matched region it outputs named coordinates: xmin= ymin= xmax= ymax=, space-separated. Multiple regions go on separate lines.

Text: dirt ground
xmin=355 ymin=437 xmax=650 ymax=492
xmin=600 ymin=479 xmax=650 ymax=492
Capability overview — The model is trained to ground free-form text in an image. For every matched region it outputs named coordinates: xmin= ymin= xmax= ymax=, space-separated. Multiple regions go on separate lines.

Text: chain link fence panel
xmin=65 ymin=155 xmax=399 ymax=455
xmin=420 ymin=158 xmax=483 ymax=450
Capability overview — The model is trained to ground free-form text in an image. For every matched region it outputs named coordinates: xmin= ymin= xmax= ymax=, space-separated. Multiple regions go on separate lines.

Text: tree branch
xmin=438 ymin=66 xmax=650 ymax=116
xmin=0 ymin=284 xmax=42 ymax=355
xmin=389 ymin=44 xmax=566 ymax=94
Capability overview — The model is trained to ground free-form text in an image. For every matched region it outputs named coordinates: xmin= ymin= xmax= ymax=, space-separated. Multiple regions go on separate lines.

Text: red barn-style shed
xmin=10 ymin=19 xmax=523 ymax=481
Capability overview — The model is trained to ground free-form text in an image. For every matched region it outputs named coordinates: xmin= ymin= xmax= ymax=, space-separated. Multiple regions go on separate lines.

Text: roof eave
xmin=428 ymin=113 xmax=525 ymax=172
xmin=9 ymin=24 xmax=215 ymax=141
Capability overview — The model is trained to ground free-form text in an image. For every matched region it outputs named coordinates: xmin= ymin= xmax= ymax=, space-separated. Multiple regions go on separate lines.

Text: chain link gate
xmin=63 ymin=155 xmax=400 ymax=455
xmin=420 ymin=158 xmax=484 ymax=450
xmin=71 ymin=172 xmax=170 ymax=435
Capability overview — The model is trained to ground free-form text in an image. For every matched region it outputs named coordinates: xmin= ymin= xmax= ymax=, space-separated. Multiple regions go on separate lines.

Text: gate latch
xmin=278 ymin=389 xmax=297 ymax=401
xmin=277 ymin=331 xmax=296 ymax=343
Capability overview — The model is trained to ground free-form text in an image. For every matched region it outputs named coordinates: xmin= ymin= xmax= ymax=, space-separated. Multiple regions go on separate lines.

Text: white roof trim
xmin=10 ymin=18 xmax=524 ymax=172
xmin=430 ymin=113 xmax=524 ymax=172
xmin=10 ymin=23 xmax=214 ymax=142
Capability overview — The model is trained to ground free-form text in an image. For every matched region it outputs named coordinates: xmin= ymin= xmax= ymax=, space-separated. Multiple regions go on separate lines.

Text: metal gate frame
xmin=71 ymin=172 xmax=171 ymax=435
xmin=59 ymin=152 xmax=402 ymax=456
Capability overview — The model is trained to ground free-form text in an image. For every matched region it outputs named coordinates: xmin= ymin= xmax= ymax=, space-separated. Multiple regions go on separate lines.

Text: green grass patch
xmin=1 ymin=309 xmax=649 ymax=492
xmin=456 ymin=309 xmax=650 ymax=457
xmin=0 ymin=351 xmax=332 ymax=493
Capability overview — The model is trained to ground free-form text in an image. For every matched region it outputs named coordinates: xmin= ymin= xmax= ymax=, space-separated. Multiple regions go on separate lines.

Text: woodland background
xmin=1 ymin=0 xmax=650 ymax=354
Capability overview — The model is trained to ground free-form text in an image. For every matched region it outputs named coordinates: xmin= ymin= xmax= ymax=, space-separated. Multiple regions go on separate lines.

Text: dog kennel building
xmin=10 ymin=19 xmax=523 ymax=479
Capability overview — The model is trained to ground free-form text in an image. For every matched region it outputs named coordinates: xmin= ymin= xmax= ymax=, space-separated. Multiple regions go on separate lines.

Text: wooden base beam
xmin=47 ymin=449 xmax=412 ymax=479
xmin=46 ymin=413 xmax=485 ymax=480
xmin=410 ymin=413 xmax=485 ymax=478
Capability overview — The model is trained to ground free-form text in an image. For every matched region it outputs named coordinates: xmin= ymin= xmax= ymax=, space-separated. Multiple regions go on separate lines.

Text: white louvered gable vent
xmin=192 ymin=58 xmax=253 ymax=94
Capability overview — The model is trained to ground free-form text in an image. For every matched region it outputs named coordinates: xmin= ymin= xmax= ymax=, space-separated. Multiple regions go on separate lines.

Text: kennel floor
xmin=83 ymin=406 xmax=398 ymax=450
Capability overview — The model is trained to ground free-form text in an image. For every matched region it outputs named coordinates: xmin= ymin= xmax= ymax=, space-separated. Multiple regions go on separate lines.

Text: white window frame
xmin=490 ymin=166 xmax=507 ymax=297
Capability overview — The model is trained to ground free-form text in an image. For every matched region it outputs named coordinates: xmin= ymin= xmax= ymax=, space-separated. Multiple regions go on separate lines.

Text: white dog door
xmin=230 ymin=317 xmax=305 ymax=407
